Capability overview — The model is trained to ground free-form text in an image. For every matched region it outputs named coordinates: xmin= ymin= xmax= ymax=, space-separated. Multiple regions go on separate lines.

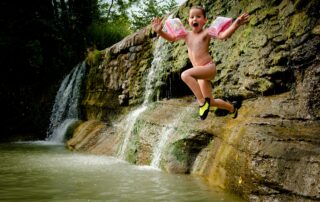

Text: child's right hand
xmin=151 ymin=17 xmax=163 ymax=33
xmin=235 ymin=12 xmax=250 ymax=27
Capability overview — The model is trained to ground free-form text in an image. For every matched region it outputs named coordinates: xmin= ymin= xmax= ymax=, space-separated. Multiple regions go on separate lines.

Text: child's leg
xmin=181 ymin=64 xmax=216 ymax=106
xmin=198 ymin=79 xmax=234 ymax=112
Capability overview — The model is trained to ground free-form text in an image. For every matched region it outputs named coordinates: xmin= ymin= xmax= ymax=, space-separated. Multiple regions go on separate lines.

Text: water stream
xmin=0 ymin=142 xmax=243 ymax=202
xmin=46 ymin=62 xmax=86 ymax=144
xmin=150 ymin=125 xmax=175 ymax=168
xmin=118 ymin=37 xmax=171 ymax=159
xmin=117 ymin=105 xmax=147 ymax=158
xmin=150 ymin=106 xmax=192 ymax=168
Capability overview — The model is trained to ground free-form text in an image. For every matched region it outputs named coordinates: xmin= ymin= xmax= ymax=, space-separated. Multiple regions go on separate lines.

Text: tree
xmin=130 ymin=0 xmax=178 ymax=31
xmin=99 ymin=0 xmax=138 ymax=23
xmin=85 ymin=0 xmax=139 ymax=49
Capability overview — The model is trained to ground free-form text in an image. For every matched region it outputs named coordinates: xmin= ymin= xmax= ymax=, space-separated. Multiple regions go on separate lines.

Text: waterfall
xmin=118 ymin=37 xmax=171 ymax=159
xmin=143 ymin=39 xmax=163 ymax=104
xmin=150 ymin=106 xmax=191 ymax=169
xmin=117 ymin=105 xmax=147 ymax=158
xmin=150 ymin=125 xmax=174 ymax=168
xmin=46 ymin=61 xmax=86 ymax=143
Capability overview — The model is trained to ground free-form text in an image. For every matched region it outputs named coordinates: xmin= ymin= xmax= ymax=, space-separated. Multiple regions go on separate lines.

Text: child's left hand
xmin=235 ymin=12 xmax=250 ymax=26
xmin=151 ymin=17 xmax=163 ymax=34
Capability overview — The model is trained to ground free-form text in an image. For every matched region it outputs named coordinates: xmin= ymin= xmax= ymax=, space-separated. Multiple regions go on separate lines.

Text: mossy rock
xmin=86 ymin=49 xmax=102 ymax=66
xmin=287 ymin=11 xmax=311 ymax=37
xmin=293 ymin=0 xmax=309 ymax=10
xmin=164 ymin=133 xmax=213 ymax=174
xmin=245 ymin=78 xmax=274 ymax=94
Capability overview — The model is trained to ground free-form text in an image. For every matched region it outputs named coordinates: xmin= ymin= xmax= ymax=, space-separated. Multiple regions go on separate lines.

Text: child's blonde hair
xmin=190 ymin=6 xmax=206 ymax=18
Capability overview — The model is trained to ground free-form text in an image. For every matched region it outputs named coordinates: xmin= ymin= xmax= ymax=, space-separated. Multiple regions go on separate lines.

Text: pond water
xmin=0 ymin=142 xmax=244 ymax=202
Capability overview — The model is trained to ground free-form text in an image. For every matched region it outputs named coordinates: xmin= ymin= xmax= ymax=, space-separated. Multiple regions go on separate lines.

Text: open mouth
xmin=193 ymin=22 xmax=199 ymax=27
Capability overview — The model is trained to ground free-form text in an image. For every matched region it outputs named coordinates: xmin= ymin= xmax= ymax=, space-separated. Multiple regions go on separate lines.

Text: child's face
xmin=188 ymin=8 xmax=207 ymax=32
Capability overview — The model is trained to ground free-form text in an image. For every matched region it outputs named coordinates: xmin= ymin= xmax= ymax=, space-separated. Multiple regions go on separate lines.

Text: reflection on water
xmin=0 ymin=142 xmax=244 ymax=202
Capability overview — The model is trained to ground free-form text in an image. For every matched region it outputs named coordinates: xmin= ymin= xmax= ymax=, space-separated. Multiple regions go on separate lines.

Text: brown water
xmin=0 ymin=142 xmax=244 ymax=202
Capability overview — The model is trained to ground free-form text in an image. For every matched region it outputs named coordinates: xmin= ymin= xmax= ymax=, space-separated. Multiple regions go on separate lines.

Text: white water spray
xmin=118 ymin=105 xmax=147 ymax=158
xmin=118 ymin=38 xmax=171 ymax=159
xmin=46 ymin=62 xmax=86 ymax=143
xmin=150 ymin=106 xmax=191 ymax=169
xmin=150 ymin=125 xmax=174 ymax=168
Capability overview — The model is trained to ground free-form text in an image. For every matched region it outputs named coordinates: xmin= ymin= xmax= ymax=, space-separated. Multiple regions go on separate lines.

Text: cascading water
xmin=46 ymin=61 xmax=86 ymax=143
xmin=150 ymin=125 xmax=174 ymax=168
xmin=118 ymin=37 xmax=172 ymax=159
xmin=150 ymin=106 xmax=192 ymax=169
xmin=117 ymin=105 xmax=147 ymax=158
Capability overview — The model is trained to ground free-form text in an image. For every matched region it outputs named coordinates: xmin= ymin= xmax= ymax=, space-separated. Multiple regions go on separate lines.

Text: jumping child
xmin=151 ymin=6 xmax=249 ymax=120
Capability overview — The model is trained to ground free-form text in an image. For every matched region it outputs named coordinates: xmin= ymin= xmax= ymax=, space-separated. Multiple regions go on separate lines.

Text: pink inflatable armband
xmin=165 ymin=18 xmax=187 ymax=39
xmin=208 ymin=16 xmax=232 ymax=37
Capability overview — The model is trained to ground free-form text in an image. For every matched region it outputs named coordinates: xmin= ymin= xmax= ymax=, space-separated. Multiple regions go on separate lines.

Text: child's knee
xmin=181 ymin=71 xmax=189 ymax=82
xmin=210 ymin=99 xmax=218 ymax=106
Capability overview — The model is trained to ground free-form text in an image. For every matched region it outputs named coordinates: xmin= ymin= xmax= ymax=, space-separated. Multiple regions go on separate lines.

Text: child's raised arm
xmin=216 ymin=12 xmax=249 ymax=40
xmin=151 ymin=17 xmax=177 ymax=42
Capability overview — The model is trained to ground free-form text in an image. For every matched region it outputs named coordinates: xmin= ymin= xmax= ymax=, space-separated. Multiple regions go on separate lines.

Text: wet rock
xmin=164 ymin=132 xmax=213 ymax=174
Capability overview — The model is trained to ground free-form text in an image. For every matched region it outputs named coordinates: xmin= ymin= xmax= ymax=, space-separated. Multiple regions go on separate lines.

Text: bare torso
xmin=184 ymin=29 xmax=213 ymax=67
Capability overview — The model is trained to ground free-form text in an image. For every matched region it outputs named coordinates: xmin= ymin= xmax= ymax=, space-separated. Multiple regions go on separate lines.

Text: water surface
xmin=0 ymin=142 xmax=243 ymax=202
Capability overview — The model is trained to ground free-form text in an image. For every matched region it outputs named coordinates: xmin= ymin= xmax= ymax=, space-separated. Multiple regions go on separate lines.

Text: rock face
xmin=67 ymin=0 xmax=320 ymax=201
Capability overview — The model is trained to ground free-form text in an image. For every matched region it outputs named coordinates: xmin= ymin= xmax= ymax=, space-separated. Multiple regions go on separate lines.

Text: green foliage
xmin=98 ymin=0 xmax=137 ymax=22
xmin=86 ymin=48 xmax=102 ymax=66
xmin=88 ymin=20 xmax=132 ymax=49
xmin=130 ymin=0 xmax=178 ymax=31
xmin=85 ymin=0 xmax=140 ymax=49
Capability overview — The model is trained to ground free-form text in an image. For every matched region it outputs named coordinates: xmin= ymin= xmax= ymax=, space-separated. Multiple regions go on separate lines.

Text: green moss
xmin=287 ymin=12 xmax=310 ymax=37
xmin=271 ymin=51 xmax=289 ymax=66
xmin=170 ymin=141 xmax=188 ymax=162
xmin=258 ymin=7 xmax=279 ymax=22
xmin=86 ymin=49 xmax=102 ymax=66
xmin=257 ymin=78 xmax=274 ymax=93
xmin=249 ymin=15 xmax=259 ymax=26
xmin=247 ymin=0 xmax=264 ymax=14
xmin=245 ymin=78 xmax=274 ymax=94
xmin=267 ymin=66 xmax=288 ymax=76
xmin=126 ymin=147 xmax=137 ymax=164
xmin=125 ymin=119 xmax=145 ymax=163
xmin=172 ymin=41 xmax=188 ymax=71
xmin=312 ymin=25 xmax=320 ymax=35
xmin=240 ymin=25 xmax=254 ymax=41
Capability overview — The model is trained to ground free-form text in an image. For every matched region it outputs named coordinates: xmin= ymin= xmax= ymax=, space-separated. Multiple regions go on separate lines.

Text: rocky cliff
xmin=67 ymin=0 xmax=320 ymax=201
